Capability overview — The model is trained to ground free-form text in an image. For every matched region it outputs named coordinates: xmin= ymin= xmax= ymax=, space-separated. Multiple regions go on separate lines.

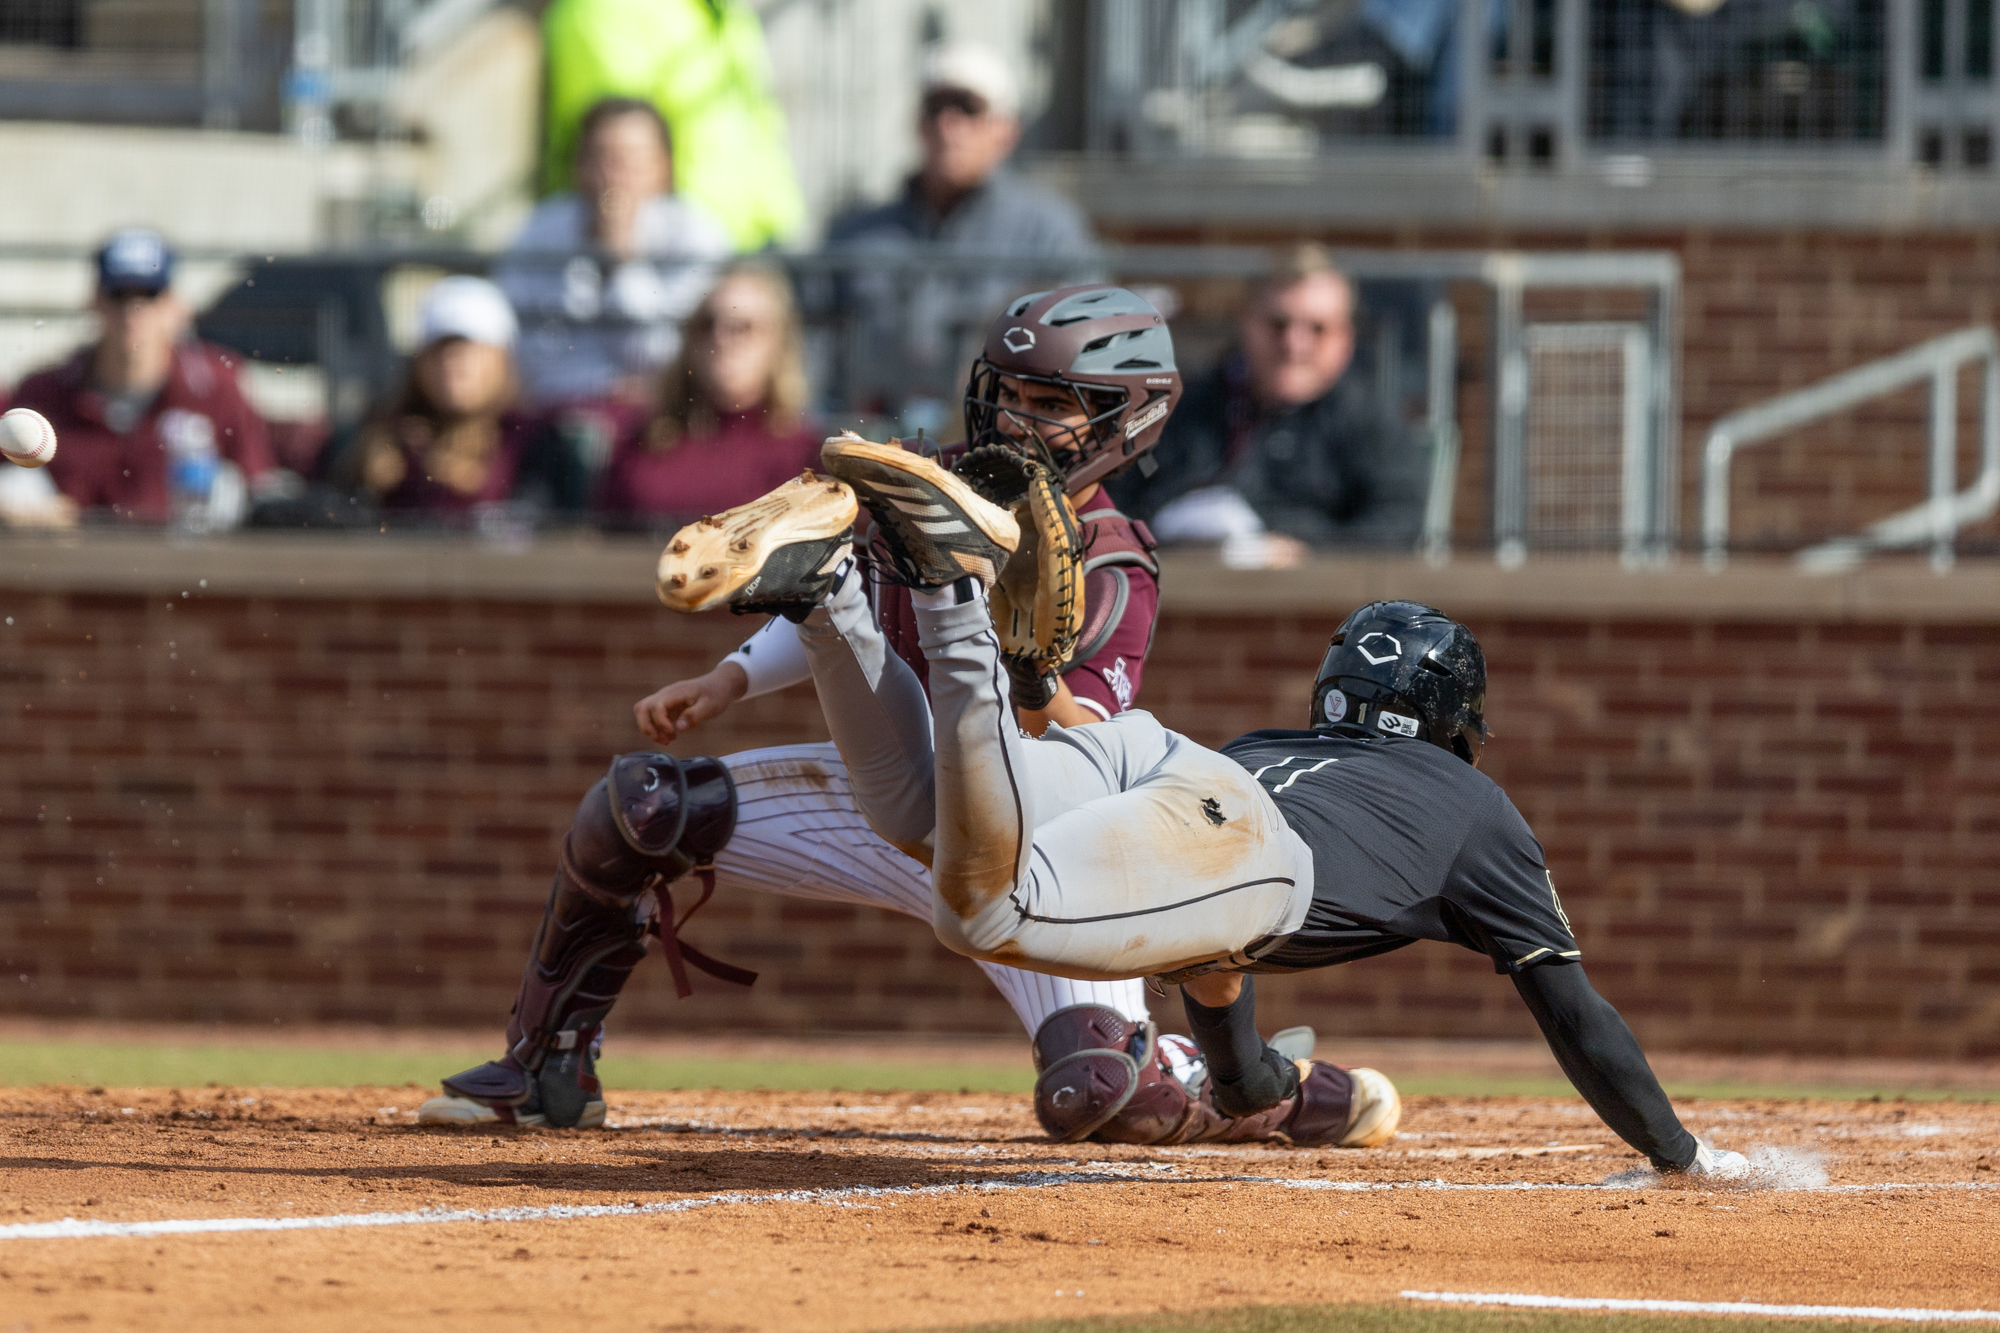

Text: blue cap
xmin=96 ymin=228 xmax=176 ymax=295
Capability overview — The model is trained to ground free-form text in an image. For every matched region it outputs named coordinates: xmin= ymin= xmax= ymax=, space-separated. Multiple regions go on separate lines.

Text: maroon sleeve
xmin=1062 ymin=563 xmax=1159 ymax=719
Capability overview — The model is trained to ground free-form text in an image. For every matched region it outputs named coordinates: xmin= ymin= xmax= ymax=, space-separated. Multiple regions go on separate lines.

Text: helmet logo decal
xmin=1378 ymin=712 xmax=1421 ymax=738
xmin=1123 ymin=396 xmax=1171 ymax=439
xmin=1356 ymin=632 xmax=1402 ymax=666
xmin=1321 ymin=688 xmax=1348 ymax=724
xmin=1003 ymin=326 xmax=1037 ymax=353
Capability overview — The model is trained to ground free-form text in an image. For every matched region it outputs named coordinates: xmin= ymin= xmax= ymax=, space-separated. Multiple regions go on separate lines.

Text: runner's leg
xmin=911 ymin=590 xmax=1314 ymax=979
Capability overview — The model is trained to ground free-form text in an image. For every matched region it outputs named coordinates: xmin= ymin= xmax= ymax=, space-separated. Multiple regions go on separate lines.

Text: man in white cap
xmin=825 ymin=42 xmax=1097 ymax=434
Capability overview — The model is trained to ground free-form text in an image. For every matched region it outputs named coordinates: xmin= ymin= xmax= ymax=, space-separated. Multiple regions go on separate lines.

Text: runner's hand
xmin=634 ymin=662 xmax=749 ymax=746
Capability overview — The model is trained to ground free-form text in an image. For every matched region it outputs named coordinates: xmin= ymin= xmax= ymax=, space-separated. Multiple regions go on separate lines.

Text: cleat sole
xmin=656 ymin=471 xmax=857 ymax=614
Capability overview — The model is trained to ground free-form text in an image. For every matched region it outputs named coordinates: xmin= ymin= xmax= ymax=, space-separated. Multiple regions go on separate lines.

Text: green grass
xmin=1394 ymin=1074 xmax=1999 ymax=1103
xmin=0 ymin=1038 xmax=1989 ymax=1102
xmin=935 ymin=1302 xmax=1977 ymax=1333
xmin=0 ymin=1038 xmax=1035 ymax=1093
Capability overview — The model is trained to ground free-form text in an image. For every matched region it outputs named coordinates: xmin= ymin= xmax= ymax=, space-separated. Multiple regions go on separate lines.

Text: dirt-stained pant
xmin=797 ymin=576 xmax=1314 ymax=981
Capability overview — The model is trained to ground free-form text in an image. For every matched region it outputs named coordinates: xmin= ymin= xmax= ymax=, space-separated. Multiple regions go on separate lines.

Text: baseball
xmin=0 ymin=407 xmax=56 ymax=469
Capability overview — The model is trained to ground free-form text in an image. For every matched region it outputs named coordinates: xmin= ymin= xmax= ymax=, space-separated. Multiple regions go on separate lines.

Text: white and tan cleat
xmin=656 ymin=470 xmax=858 ymax=616
xmin=819 ymin=433 xmax=1019 ymax=590
xmin=416 ymin=1093 xmax=605 ymax=1130
xmin=1336 ymin=1066 xmax=1402 ymax=1147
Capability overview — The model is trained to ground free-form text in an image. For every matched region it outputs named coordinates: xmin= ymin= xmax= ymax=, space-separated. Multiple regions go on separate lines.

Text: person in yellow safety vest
xmin=540 ymin=0 xmax=806 ymax=252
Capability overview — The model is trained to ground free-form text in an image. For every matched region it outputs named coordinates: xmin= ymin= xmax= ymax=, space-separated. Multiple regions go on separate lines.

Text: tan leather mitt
xmin=989 ymin=460 xmax=1086 ymax=697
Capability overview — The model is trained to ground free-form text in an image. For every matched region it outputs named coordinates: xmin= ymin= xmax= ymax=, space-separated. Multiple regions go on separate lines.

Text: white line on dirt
xmin=2 ymin=1174 xmax=1993 ymax=1243
xmin=1404 ymin=1291 xmax=2000 ymax=1322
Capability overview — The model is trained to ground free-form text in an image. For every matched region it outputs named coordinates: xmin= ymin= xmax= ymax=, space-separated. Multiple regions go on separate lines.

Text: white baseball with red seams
xmin=0 ymin=408 xmax=56 ymax=468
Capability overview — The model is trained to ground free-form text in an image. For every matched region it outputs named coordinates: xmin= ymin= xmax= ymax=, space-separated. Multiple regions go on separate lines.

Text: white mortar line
xmin=1404 ymin=1291 xmax=2000 ymax=1322
xmin=2 ymin=1173 xmax=1993 ymax=1243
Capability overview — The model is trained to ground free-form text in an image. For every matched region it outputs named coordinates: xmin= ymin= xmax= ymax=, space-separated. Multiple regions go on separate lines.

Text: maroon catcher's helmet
xmin=962 ymin=284 xmax=1184 ymax=494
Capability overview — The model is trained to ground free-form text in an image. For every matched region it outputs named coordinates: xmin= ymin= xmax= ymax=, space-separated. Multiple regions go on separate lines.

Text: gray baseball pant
xmin=796 ymin=575 xmax=1314 ymax=981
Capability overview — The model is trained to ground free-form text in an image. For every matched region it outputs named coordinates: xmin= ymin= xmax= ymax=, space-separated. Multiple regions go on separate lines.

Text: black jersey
xmin=1220 ymin=728 xmax=1580 ymax=975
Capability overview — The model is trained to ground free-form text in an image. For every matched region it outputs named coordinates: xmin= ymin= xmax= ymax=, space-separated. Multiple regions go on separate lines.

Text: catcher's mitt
xmin=986 ymin=453 xmax=1086 ymax=706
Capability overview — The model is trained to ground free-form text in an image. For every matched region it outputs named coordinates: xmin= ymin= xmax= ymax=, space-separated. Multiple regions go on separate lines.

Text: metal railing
xmin=1076 ymin=0 xmax=1993 ymax=172
xmin=1700 ymin=325 xmax=2000 ymax=572
xmin=0 ymin=242 xmax=1679 ymax=555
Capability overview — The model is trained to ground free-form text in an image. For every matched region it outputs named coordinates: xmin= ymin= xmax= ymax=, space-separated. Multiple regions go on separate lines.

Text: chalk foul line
xmin=1404 ymin=1292 xmax=2000 ymax=1323
xmin=0 ymin=1171 xmax=1146 ymax=1241
xmin=2 ymin=1173 xmax=1996 ymax=1243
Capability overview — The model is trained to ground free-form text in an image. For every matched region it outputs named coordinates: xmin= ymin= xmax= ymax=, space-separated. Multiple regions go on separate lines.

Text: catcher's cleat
xmin=820 ymin=433 xmax=1019 ymax=590
xmin=422 ymin=1042 xmax=608 ymax=1131
xmin=656 ymin=470 xmax=857 ymax=619
xmin=417 ymin=1090 xmax=606 ymax=1131
xmin=992 ymin=460 xmax=1085 ymax=701
xmin=1330 ymin=1065 xmax=1402 ymax=1148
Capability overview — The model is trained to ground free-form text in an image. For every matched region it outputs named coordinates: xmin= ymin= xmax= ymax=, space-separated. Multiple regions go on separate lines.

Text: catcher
xmin=423 ymin=286 xmax=1394 ymax=1148
xmin=648 ymin=417 xmax=1752 ymax=1175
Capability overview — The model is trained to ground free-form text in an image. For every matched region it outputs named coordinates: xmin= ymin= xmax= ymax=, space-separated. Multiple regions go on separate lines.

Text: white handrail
xmin=1701 ymin=326 xmax=2000 ymax=572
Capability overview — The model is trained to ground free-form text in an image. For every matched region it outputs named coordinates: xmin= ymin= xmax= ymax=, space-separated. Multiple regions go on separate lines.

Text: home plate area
xmin=1 ymin=1087 xmax=1995 ymax=1331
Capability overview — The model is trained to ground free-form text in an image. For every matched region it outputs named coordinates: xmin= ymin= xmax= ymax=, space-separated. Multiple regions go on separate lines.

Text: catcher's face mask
xmin=966 ymin=365 xmax=1127 ymax=479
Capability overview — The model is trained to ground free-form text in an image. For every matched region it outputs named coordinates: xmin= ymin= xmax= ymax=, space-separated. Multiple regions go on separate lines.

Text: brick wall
xmin=3 ymin=563 xmax=1997 ymax=1058
xmin=1110 ymin=224 xmax=2000 ymax=556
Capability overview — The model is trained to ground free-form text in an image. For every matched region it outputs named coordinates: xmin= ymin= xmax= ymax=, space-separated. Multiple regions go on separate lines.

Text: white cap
xmin=921 ymin=42 xmax=1020 ymax=118
xmin=418 ymin=275 xmax=517 ymax=350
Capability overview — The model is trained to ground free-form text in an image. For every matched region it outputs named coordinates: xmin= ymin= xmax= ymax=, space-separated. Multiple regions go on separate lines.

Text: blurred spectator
xmin=826 ymin=43 xmax=1098 ymax=434
xmin=540 ymin=0 xmax=805 ymax=251
xmin=331 ymin=277 xmax=586 ymax=518
xmin=1111 ymin=245 xmax=1429 ymax=564
xmin=11 ymin=228 xmax=273 ymax=527
xmin=499 ymin=97 xmax=734 ymax=409
xmin=599 ymin=262 xmax=821 ymax=524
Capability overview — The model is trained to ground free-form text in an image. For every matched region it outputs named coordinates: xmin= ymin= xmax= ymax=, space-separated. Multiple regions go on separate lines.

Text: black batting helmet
xmin=1311 ymin=601 xmax=1489 ymax=764
xmin=962 ymin=285 xmax=1183 ymax=494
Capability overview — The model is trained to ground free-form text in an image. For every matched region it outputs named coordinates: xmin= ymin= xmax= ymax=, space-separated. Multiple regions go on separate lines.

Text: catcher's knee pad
xmin=1030 ymin=1004 xmax=1203 ymax=1145
xmin=563 ymin=752 xmax=737 ymax=901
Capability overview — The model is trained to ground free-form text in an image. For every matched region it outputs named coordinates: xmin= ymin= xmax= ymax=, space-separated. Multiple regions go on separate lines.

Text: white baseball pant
xmin=711 ymin=742 xmax=1154 ymax=1029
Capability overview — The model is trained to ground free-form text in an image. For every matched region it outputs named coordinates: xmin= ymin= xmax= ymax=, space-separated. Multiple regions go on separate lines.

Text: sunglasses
xmin=921 ymin=88 xmax=990 ymax=120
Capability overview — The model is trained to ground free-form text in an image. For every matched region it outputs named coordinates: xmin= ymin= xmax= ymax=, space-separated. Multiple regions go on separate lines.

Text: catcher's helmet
xmin=1311 ymin=601 xmax=1489 ymax=764
xmin=962 ymin=284 xmax=1183 ymax=494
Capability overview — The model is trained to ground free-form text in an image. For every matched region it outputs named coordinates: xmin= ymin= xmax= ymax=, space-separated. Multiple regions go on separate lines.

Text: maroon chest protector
xmin=876 ymin=491 xmax=1159 ymax=692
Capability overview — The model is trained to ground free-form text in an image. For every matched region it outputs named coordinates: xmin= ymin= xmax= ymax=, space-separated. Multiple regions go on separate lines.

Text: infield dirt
xmin=0 ymin=1087 xmax=1994 ymax=1331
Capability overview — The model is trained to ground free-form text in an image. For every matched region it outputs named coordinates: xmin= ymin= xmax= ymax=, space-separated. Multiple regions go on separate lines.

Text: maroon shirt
xmin=599 ymin=411 xmax=823 ymax=521
xmin=372 ymin=410 xmax=547 ymax=513
xmin=877 ymin=486 xmax=1160 ymax=720
xmin=14 ymin=341 xmax=272 ymax=521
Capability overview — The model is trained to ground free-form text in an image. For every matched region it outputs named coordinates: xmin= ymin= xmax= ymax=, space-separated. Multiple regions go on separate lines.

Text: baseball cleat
xmin=416 ymin=1092 xmax=606 ymax=1131
xmin=1331 ymin=1064 xmax=1401 ymax=1147
xmin=656 ymin=470 xmax=857 ymax=618
xmin=425 ymin=1049 xmax=609 ymax=1130
xmin=820 ymin=433 xmax=1019 ymax=590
